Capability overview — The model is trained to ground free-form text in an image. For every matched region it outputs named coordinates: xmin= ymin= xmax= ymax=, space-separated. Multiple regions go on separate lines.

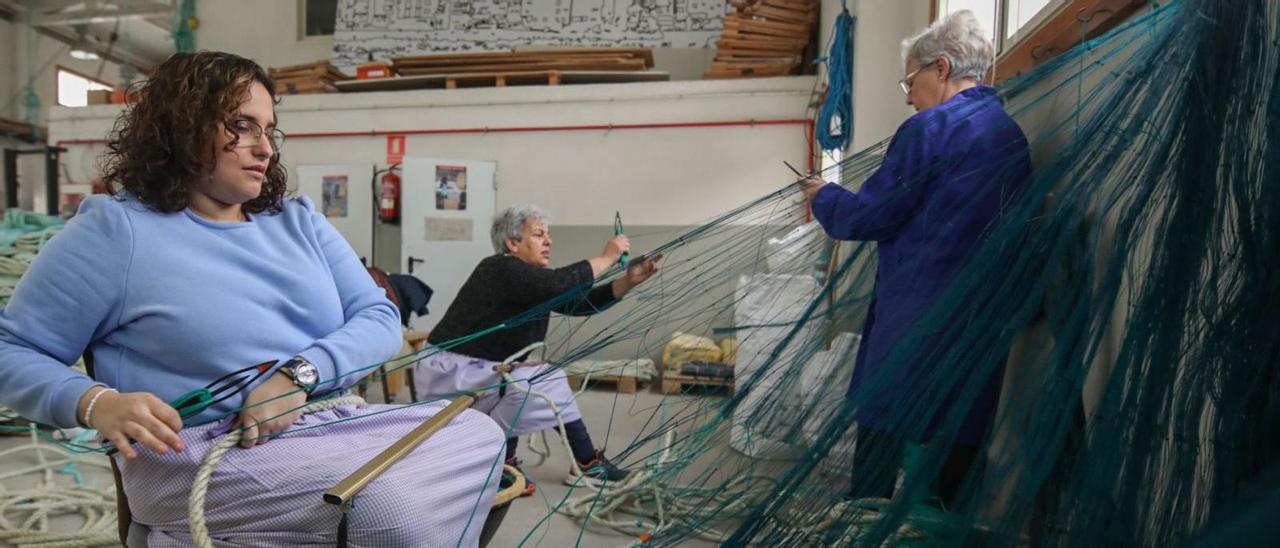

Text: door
xmin=400 ymin=157 xmax=497 ymax=332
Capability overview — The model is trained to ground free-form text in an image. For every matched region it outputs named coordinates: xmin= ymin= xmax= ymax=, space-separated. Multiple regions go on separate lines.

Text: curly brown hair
xmin=101 ymin=51 xmax=288 ymax=214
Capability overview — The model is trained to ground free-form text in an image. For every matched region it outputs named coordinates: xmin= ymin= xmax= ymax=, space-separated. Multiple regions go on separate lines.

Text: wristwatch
xmin=278 ymin=356 xmax=320 ymax=391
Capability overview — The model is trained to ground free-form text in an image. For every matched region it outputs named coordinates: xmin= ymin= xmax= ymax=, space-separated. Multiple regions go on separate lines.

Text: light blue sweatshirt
xmin=0 ymin=193 xmax=402 ymax=427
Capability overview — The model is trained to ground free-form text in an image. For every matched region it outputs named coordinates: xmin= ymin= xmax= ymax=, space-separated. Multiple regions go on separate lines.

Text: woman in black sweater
xmin=416 ymin=204 xmax=661 ymax=493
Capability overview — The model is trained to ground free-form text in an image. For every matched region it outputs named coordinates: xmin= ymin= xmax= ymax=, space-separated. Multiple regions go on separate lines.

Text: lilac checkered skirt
xmin=115 ymin=401 xmax=505 ymax=547
xmin=413 ymin=349 xmax=582 ymax=437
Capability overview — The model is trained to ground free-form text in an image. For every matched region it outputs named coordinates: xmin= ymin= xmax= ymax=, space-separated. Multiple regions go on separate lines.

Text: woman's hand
xmin=602 ymin=235 xmax=630 ymax=260
xmin=235 ymin=373 xmax=306 ymax=449
xmin=800 ymin=175 xmax=828 ymax=202
xmin=79 ymin=387 xmax=184 ymax=459
xmin=589 ymin=235 xmax=633 ymax=276
xmin=612 ymin=254 xmax=664 ymax=298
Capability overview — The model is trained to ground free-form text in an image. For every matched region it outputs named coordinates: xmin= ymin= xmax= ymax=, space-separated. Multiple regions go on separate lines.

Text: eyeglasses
xmin=231 ymin=119 xmax=285 ymax=153
xmin=898 ymin=61 xmax=937 ymax=95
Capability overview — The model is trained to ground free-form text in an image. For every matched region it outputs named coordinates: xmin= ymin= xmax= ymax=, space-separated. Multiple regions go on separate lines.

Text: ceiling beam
xmin=27 ymin=3 xmax=174 ymax=27
xmin=0 ymin=16 xmax=156 ymax=75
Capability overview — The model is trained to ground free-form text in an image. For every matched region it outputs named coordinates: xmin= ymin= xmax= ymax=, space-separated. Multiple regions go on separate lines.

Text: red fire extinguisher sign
xmin=386 ymin=135 xmax=405 ymax=165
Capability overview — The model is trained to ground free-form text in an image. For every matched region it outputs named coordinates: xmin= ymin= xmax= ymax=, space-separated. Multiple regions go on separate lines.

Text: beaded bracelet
xmin=83 ymin=387 xmax=118 ymax=429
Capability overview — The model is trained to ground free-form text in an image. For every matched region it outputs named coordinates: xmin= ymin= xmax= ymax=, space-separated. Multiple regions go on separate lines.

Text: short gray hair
xmin=491 ymin=204 xmax=552 ymax=254
xmin=901 ymin=10 xmax=994 ymax=82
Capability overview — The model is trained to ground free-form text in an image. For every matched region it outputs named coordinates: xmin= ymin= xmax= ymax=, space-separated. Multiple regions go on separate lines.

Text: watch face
xmin=295 ymin=363 xmax=319 ymax=386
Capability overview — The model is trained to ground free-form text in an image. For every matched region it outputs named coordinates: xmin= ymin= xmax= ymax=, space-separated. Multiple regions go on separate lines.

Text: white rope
xmin=493 ymin=343 xmax=870 ymax=544
xmin=187 ymin=395 xmax=366 ymax=548
xmin=494 ymin=343 xmax=589 ymax=480
xmin=0 ymin=428 xmax=118 ymax=547
xmin=491 ymin=344 xmax=741 ymax=542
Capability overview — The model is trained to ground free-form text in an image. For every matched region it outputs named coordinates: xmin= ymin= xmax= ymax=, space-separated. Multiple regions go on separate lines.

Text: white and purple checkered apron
xmin=413 ymin=349 xmax=583 ymax=437
xmin=115 ymin=401 xmax=505 ymax=547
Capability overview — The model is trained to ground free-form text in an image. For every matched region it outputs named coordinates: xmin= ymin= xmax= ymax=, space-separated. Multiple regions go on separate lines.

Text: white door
xmin=296 ymin=164 xmax=375 ymax=265
xmin=400 ymin=157 xmax=497 ymax=332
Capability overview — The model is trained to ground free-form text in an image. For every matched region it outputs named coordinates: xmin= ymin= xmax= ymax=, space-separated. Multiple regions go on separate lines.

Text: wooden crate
xmin=661 ymin=372 xmax=735 ymax=395
xmin=567 ymin=374 xmax=640 ymax=394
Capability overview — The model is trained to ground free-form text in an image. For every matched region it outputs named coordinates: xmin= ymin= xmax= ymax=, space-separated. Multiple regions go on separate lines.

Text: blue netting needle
xmin=614 ymin=211 xmax=629 ymax=267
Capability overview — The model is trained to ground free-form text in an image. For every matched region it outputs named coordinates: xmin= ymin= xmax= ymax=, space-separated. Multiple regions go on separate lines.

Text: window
xmin=1005 ymin=0 xmax=1055 ymax=40
xmin=56 ymin=68 xmax=114 ymax=108
xmin=936 ymin=0 xmax=1064 ymax=53
xmin=301 ymin=0 xmax=338 ymax=37
xmin=937 ymin=0 xmax=999 ymax=43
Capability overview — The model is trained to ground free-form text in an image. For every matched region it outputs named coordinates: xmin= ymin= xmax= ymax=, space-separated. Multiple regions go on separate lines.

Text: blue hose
xmin=816 ymin=9 xmax=856 ymax=151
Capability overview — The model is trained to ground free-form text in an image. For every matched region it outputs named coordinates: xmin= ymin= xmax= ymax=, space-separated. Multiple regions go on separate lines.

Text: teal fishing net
xmin=7 ymin=0 xmax=1279 ymax=545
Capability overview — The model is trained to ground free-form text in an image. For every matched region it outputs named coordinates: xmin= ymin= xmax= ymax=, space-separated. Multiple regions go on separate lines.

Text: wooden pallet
xmin=445 ymin=70 xmax=562 ymax=88
xmin=269 ymin=62 xmax=349 ymax=81
xmin=397 ymin=58 xmax=647 ymax=76
xmin=275 ymin=79 xmax=339 ymax=94
xmin=567 ymin=374 xmax=641 ymax=394
xmin=662 ymin=372 xmax=735 ymax=395
xmin=334 ymin=70 xmax=669 ymax=93
xmin=392 ymin=48 xmax=654 ymax=72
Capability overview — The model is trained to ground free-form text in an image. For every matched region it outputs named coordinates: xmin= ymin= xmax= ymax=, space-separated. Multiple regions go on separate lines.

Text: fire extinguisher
xmin=378 ymin=164 xmax=400 ymax=223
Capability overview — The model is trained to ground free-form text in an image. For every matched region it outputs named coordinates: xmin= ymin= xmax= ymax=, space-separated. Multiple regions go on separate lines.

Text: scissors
xmin=104 ymin=359 xmax=278 ymax=455
xmin=169 ymin=359 xmax=279 ymax=420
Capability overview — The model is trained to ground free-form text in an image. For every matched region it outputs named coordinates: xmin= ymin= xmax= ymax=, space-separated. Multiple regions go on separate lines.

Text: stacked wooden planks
xmin=269 ymin=61 xmax=350 ymax=95
xmin=707 ymin=0 xmax=818 ymax=78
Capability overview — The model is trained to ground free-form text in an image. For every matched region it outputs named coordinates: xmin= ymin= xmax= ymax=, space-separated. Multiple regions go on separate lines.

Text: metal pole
xmin=45 ymin=146 xmax=63 ymax=216
xmin=3 ymin=149 xmax=17 ymax=210
xmin=323 ymin=393 xmax=477 ymax=507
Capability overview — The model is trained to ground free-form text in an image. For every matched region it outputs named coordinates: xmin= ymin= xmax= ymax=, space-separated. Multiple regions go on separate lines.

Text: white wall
xmin=849 ymin=0 xmax=932 ymax=151
xmin=195 ymin=0 xmax=337 ymax=72
xmin=195 ymin=0 xmax=716 ymax=80
xmin=47 ymin=77 xmax=814 ymax=226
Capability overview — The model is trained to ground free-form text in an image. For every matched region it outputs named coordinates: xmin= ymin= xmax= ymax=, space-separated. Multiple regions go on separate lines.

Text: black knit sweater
xmin=426 ymin=254 xmax=617 ymax=361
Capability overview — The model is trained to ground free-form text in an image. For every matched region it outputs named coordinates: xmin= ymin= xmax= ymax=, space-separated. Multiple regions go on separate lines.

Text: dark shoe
xmin=567 ymin=450 xmax=630 ymax=484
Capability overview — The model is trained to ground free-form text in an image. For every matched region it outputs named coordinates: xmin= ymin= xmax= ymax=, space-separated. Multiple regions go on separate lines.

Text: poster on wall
xmin=321 ymin=175 xmax=349 ymax=218
xmin=434 ymin=165 xmax=467 ymax=211
xmin=331 ymin=0 xmax=730 ymax=72
xmin=297 ymin=164 xmax=375 ymax=264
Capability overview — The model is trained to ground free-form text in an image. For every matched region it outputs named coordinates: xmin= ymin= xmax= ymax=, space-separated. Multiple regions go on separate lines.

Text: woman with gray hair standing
xmin=415 ymin=204 xmax=661 ymax=494
xmin=800 ymin=11 xmax=1031 ymax=507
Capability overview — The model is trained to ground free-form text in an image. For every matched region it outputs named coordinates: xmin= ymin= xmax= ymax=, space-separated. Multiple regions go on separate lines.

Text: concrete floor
xmin=0 ymin=385 xmax=727 ymax=548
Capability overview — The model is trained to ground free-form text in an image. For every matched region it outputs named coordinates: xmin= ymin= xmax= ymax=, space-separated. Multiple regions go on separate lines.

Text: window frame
xmin=297 ymin=0 xmax=339 ymax=40
xmin=934 ymin=0 xmax=1149 ymax=82
xmin=55 ymin=66 xmax=115 ymax=108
